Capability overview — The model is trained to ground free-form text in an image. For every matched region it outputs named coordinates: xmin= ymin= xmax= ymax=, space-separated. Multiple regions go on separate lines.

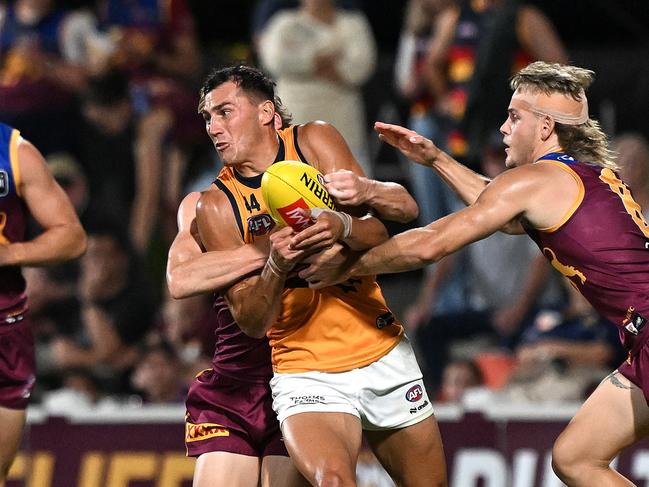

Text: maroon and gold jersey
xmin=210 ymin=295 xmax=273 ymax=383
xmin=525 ymin=152 xmax=649 ymax=350
xmin=0 ymin=123 xmax=27 ymax=321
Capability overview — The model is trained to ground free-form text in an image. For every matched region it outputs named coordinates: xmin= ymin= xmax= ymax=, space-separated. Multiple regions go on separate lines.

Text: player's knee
xmin=551 ymin=435 xmax=583 ymax=483
xmin=313 ymin=462 xmax=356 ymax=487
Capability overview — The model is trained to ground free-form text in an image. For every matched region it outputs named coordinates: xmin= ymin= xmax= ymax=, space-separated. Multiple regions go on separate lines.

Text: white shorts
xmin=270 ymin=336 xmax=433 ymax=431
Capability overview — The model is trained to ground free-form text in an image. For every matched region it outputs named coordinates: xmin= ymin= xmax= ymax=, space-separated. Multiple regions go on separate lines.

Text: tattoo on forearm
xmin=604 ymin=371 xmax=633 ymax=390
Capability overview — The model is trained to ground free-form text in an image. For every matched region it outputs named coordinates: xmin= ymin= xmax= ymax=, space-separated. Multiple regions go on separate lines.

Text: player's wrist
xmin=266 ymin=252 xmax=291 ymax=277
xmin=311 ymin=208 xmax=352 ymax=240
xmin=362 ymin=178 xmax=378 ymax=206
xmin=425 ymin=146 xmax=444 ymax=168
xmin=338 ymin=211 xmax=353 ymax=240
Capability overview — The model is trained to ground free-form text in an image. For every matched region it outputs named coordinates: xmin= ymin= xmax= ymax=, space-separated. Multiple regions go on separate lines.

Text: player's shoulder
xmin=298 ymin=120 xmax=341 ymax=137
xmin=14 ymin=136 xmax=51 ymax=186
xmin=197 ymin=184 xmax=228 ymax=210
xmin=177 ymin=191 xmax=201 ymax=222
xmin=180 ymin=191 xmax=201 ymax=209
xmin=295 ymin=121 xmax=346 ymax=152
xmin=500 ymin=160 xmax=572 ymax=182
xmin=484 ymin=161 xmax=569 ymax=200
xmin=16 ymin=137 xmax=45 ymax=167
xmin=196 ymin=183 xmax=237 ymax=225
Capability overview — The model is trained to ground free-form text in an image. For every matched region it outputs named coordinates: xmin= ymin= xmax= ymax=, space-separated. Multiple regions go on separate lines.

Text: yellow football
xmin=261 ymin=160 xmax=336 ymax=231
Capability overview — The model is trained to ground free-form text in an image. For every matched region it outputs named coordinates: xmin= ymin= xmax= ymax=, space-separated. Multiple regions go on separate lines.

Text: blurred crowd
xmin=3 ymin=0 xmax=648 ymax=410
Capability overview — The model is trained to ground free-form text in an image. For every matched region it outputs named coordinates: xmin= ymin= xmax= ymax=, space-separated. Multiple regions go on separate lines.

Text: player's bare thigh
xmin=281 ymin=411 xmax=363 ymax=485
xmin=0 ymin=406 xmax=26 ymax=480
xmin=555 ymin=370 xmax=649 ymax=465
xmin=193 ymin=451 xmax=260 ymax=487
xmin=365 ymin=414 xmax=447 ymax=487
xmin=261 ymin=455 xmax=309 ymax=487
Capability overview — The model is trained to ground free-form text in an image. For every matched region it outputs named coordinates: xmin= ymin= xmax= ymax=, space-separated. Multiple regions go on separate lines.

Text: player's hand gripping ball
xmin=261 ymin=160 xmax=337 ymax=231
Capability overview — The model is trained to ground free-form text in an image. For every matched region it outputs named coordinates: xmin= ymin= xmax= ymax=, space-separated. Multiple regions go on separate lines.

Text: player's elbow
xmin=406 ymin=198 xmax=419 ymax=222
xmin=231 ymin=306 xmax=269 ymax=339
xmin=416 ymin=239 xmax=447 ymax=266
xmin=394 ymin=199 xmax=419 ymax=224
xmin=67 ymin=224 xmax=87 ymax=260
xmin=167 ymin=276 xmax=188 ymax=300
xmin=234 ymin=315 xmax=268 ymax=339
xmin=166 ymin=268 xmax=197 ymax=300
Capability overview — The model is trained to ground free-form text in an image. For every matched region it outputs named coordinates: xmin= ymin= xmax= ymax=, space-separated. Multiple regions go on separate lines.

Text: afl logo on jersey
xmin=0 ymin=170 xmax=8 ymax=197
xmin=405 ymin=385 xmax=423 ymax=402
xmin=247 ymin=214 xmax=275 ymax=236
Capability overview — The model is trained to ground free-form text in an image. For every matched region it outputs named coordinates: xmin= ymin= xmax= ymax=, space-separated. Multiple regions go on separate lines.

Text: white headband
xmin=514 ymin=88 xmax=589 ymax=125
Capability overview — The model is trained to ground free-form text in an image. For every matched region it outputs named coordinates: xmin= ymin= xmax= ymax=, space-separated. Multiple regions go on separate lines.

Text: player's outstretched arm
xmin=310 ymin=165 xmax=550 ymax=287
xmin=374 ymin=121 xmax=491 ymax=206
xmin=166 ymin=192 xmax=268 ymax=299
xmin=0 ymin=138 xmax=86 ymax=267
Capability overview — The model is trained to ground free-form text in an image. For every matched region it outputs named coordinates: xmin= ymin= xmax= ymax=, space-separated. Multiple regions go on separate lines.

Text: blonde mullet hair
xmin=512 ymin=62 xmax=617 ymax=171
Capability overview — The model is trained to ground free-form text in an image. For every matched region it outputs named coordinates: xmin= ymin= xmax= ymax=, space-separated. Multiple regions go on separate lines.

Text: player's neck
xmin=533 ymin=136 xmax=563 ymax=162
xmin=234 ymin=132 xmax=280 ymax=178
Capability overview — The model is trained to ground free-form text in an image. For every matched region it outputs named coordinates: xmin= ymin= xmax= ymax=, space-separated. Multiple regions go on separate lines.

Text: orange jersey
xmin=215 ymin=125 xmax=403 ymax=373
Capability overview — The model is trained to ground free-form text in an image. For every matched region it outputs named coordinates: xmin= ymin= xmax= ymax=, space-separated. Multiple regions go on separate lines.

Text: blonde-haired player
xmin=304 ymin=61 xmax=649 ymax=487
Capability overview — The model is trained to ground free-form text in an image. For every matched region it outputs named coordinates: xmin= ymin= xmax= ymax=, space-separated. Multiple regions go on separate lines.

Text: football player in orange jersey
xmin=195 ymin=64 xmax=447 ymax=487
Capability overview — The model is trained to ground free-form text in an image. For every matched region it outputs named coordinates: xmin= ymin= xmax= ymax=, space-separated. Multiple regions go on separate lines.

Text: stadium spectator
xmin=250 ymin=0 xmax=359 ymax=55
xmin=94 ymin=0 xmax=204 ymax=149
xmin=49 ymin=220 xmax=157 ymax=395
xmin=437 ymin=358 xmax=484 ymax=402
xmin=614 ymin=133 xmax=649 ymax=219
xmin=75 ymin=70 xmax=168 ymax=254
xmin=258 ymin=0 xmax=377 ymax=175
xmin=0 ymin=0 xmax=99 ymax=153
xmin=131 ymin=341 xmax=187 ymax=404
xmin=156 ymin=292 xmax=214 ymax=381
xmin=394 ymin=0 xmax=459 ymax=228
xmin=395 ymin=0 xmax=567 ymax=228
xmin=503 ymin=281 xmax=625 ymax=402
xmin=41 ymin=369 xmax=101 ymax=412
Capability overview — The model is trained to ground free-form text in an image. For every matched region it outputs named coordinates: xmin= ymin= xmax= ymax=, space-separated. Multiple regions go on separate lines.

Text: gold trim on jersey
xmin=599 ymin=167 xmax=649 ymax=238
xmin=535 ymin=160 xmax=585 ymax=233
xmin=0 ymin=213 xmax=10 ymax=245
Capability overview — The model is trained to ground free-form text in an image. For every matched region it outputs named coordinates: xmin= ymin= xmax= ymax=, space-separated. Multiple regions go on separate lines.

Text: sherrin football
xmin=261 ymin=160 xmax=336 ymax=231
